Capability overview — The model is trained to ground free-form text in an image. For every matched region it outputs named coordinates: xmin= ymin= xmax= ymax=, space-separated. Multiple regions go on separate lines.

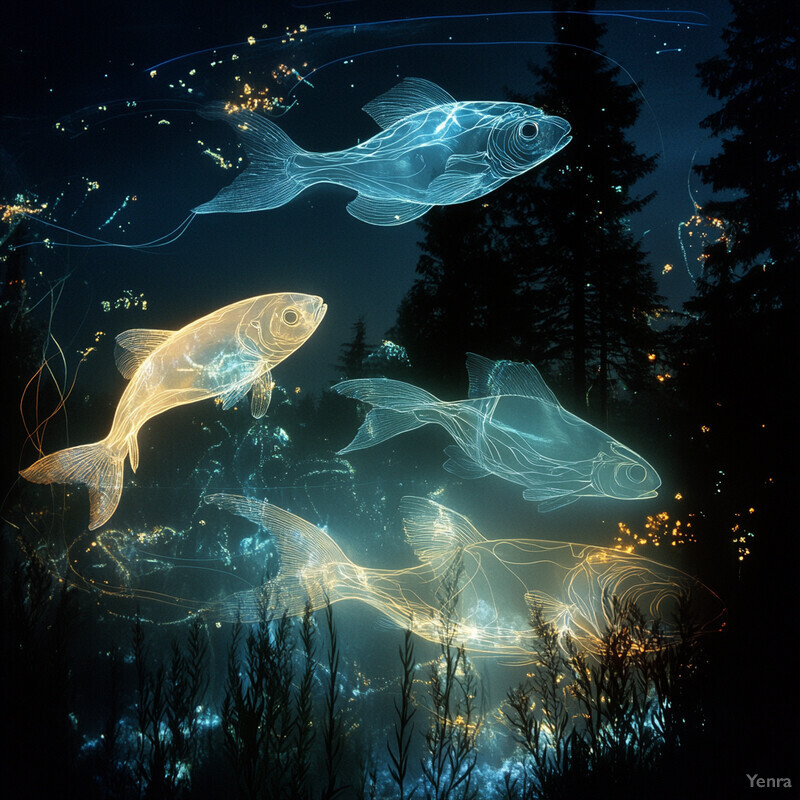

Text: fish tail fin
xmin=20 ymin=441 xmax=124 ymax=530
xmin=193 ymin=105 xmax=306 ymax=214
xmin=205 ymin=494 xmax=348 ymax=611
xmin=332 ymin=378 xmax=439 ymax=453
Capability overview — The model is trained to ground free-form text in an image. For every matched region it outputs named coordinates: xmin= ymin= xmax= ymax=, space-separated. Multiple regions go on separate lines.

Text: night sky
xmin=3 ymin=0 xmax=731 ymax=394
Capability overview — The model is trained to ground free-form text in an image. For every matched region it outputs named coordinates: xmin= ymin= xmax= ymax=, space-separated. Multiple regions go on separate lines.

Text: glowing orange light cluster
xmin=1 ymin=201 xmax=45 ymax=223
xmin=615 ymin=510 xmax=695 ymax=552
xmin=732 ymin=508 xmax=756 ymax=561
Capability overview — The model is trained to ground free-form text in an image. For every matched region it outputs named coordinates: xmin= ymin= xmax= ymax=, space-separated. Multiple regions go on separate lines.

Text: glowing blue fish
xmin=334 ymin=353 xmax=661 ymax=510
xmin=193 ymin=78 xmax=571 ymax=225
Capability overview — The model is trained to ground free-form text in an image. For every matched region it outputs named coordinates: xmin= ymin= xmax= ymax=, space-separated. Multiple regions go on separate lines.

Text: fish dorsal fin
xmin=400 ymin=496 xmax=486 ymax=574
xmin=363 ymin=78 xmax=456 ymax=129
xmin=114 ymin=329 xmax=175 ymax=379
xmin=250 ymin=371 xmax=274 ymax=419
xmin=466 ymin=352 xmax=559 ymax=406
xmin=205 ymin=494 xmax=348 ymax=573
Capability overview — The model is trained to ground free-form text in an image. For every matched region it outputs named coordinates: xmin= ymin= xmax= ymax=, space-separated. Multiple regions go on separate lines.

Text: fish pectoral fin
xmin=427 ymin=172 xmax=487 ymax=202
xmin=445 ymin=153 xmax=487 ymax=170
xmin=114 ymin=329 xmax=175 ymax=379
xmin=128 ymin=435 xmax=140 ymax=473
xmin=442 ymin=445 xmax=491 ymax=480
xmin=466 ymin=353 xmax=560 ymax=405
xmin=250 ymin=372 xmax=273 ymax=419
xmin=362 ymin=77 xmax=457 ymax=129
xmin=346 ymin=194 xmax=432 ymax=226
xmin=218 ymin=382 xmax=249 ymax=411
xmin=529 ymin=492 xmax=581 ymax=512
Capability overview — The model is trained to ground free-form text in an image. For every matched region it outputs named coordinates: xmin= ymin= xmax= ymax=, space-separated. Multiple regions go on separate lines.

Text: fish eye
xmin=282 ymin=307 xmax=300 ymax=326
xmin=519 ymin=121 xmax=538 ymax=140
xmin=626 ymin=464 xmax=647 ymax=484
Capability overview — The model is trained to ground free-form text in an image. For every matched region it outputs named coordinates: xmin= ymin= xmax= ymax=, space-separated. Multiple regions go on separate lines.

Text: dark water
xmin=3 ymin=2 xmax=795 ymax=798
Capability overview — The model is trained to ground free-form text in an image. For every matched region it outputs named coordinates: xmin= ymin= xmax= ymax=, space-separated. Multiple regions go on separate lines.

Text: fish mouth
xmin=315 ymin=302 xmax=328 ymax=325
xmin=555 ymin=134 xmax=572 ymax=153
xmin=547 ymin=116 xmax=572 ymax=153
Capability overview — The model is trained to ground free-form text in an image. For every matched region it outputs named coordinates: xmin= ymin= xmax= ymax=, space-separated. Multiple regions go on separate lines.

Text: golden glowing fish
xmin=21 ymin=293 xmax=327 ymax=530
xmin=205 ymin=495 xmax=723 ymax=660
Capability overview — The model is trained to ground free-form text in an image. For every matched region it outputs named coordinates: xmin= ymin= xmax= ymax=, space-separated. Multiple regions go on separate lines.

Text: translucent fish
xmin=333 ymin=353 xmax=661 ymax=510
xmin=204 ymin=495 xmax=724 ymax=659
xmin=20 ymin=293 xmax=327 ymax=530
xmin=193 ymin=77 xmax=571 ymax=225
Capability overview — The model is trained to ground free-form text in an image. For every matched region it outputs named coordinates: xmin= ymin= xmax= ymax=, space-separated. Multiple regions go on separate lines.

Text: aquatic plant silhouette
xmin=499 ymin=596 xmax=708 ymax=799
xmin=421 ymin=557 xmax=481 ymax=800
xmin=388 ymin=629 xmax=417 ymax=800
xmin=132 ymin=615 xmax=209 ymax=799
xmin=0 ymin=549 xmax=79 ymax=800
xmin=220 ymin=609 xmax=296 ymax=800
xmin=321 ymin=601 xmax=347 ymax=800
xmin=194 ymin=78 xmax=570 ymax=226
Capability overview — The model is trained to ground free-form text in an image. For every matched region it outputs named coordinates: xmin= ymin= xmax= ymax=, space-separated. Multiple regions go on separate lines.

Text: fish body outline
xmin=20 ymin=293 xmax=326 ymax=529
xmin=193 ymin=78 xmax=571 ymax=225
xmin=334 ymin=353 xmax=660 ymax=510
xmin=205 ymin=495 xmax=724 ymax=661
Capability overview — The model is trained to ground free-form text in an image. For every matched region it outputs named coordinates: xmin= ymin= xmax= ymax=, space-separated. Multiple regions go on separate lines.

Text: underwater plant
xmin=499 ymin=596 xmax=710 ymax=799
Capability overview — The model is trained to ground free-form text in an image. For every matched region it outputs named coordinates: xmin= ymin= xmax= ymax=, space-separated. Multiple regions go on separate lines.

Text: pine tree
xmin=391 ymin=0 xmax=661 ymax=416
xmin=671 ymin=0 xmax=798 ymax=567
xmin=671 ymin=4 xmax=800 ymax=777
xmin=694 ymin=0 xmax=799 ymax=312
xmin=493 ymin=0 xmax=661 ymax=420
xmin=391 ymin=201 xmax=519 ymax=395
xmin=335 ymin=316 xmax=373 ymax=380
